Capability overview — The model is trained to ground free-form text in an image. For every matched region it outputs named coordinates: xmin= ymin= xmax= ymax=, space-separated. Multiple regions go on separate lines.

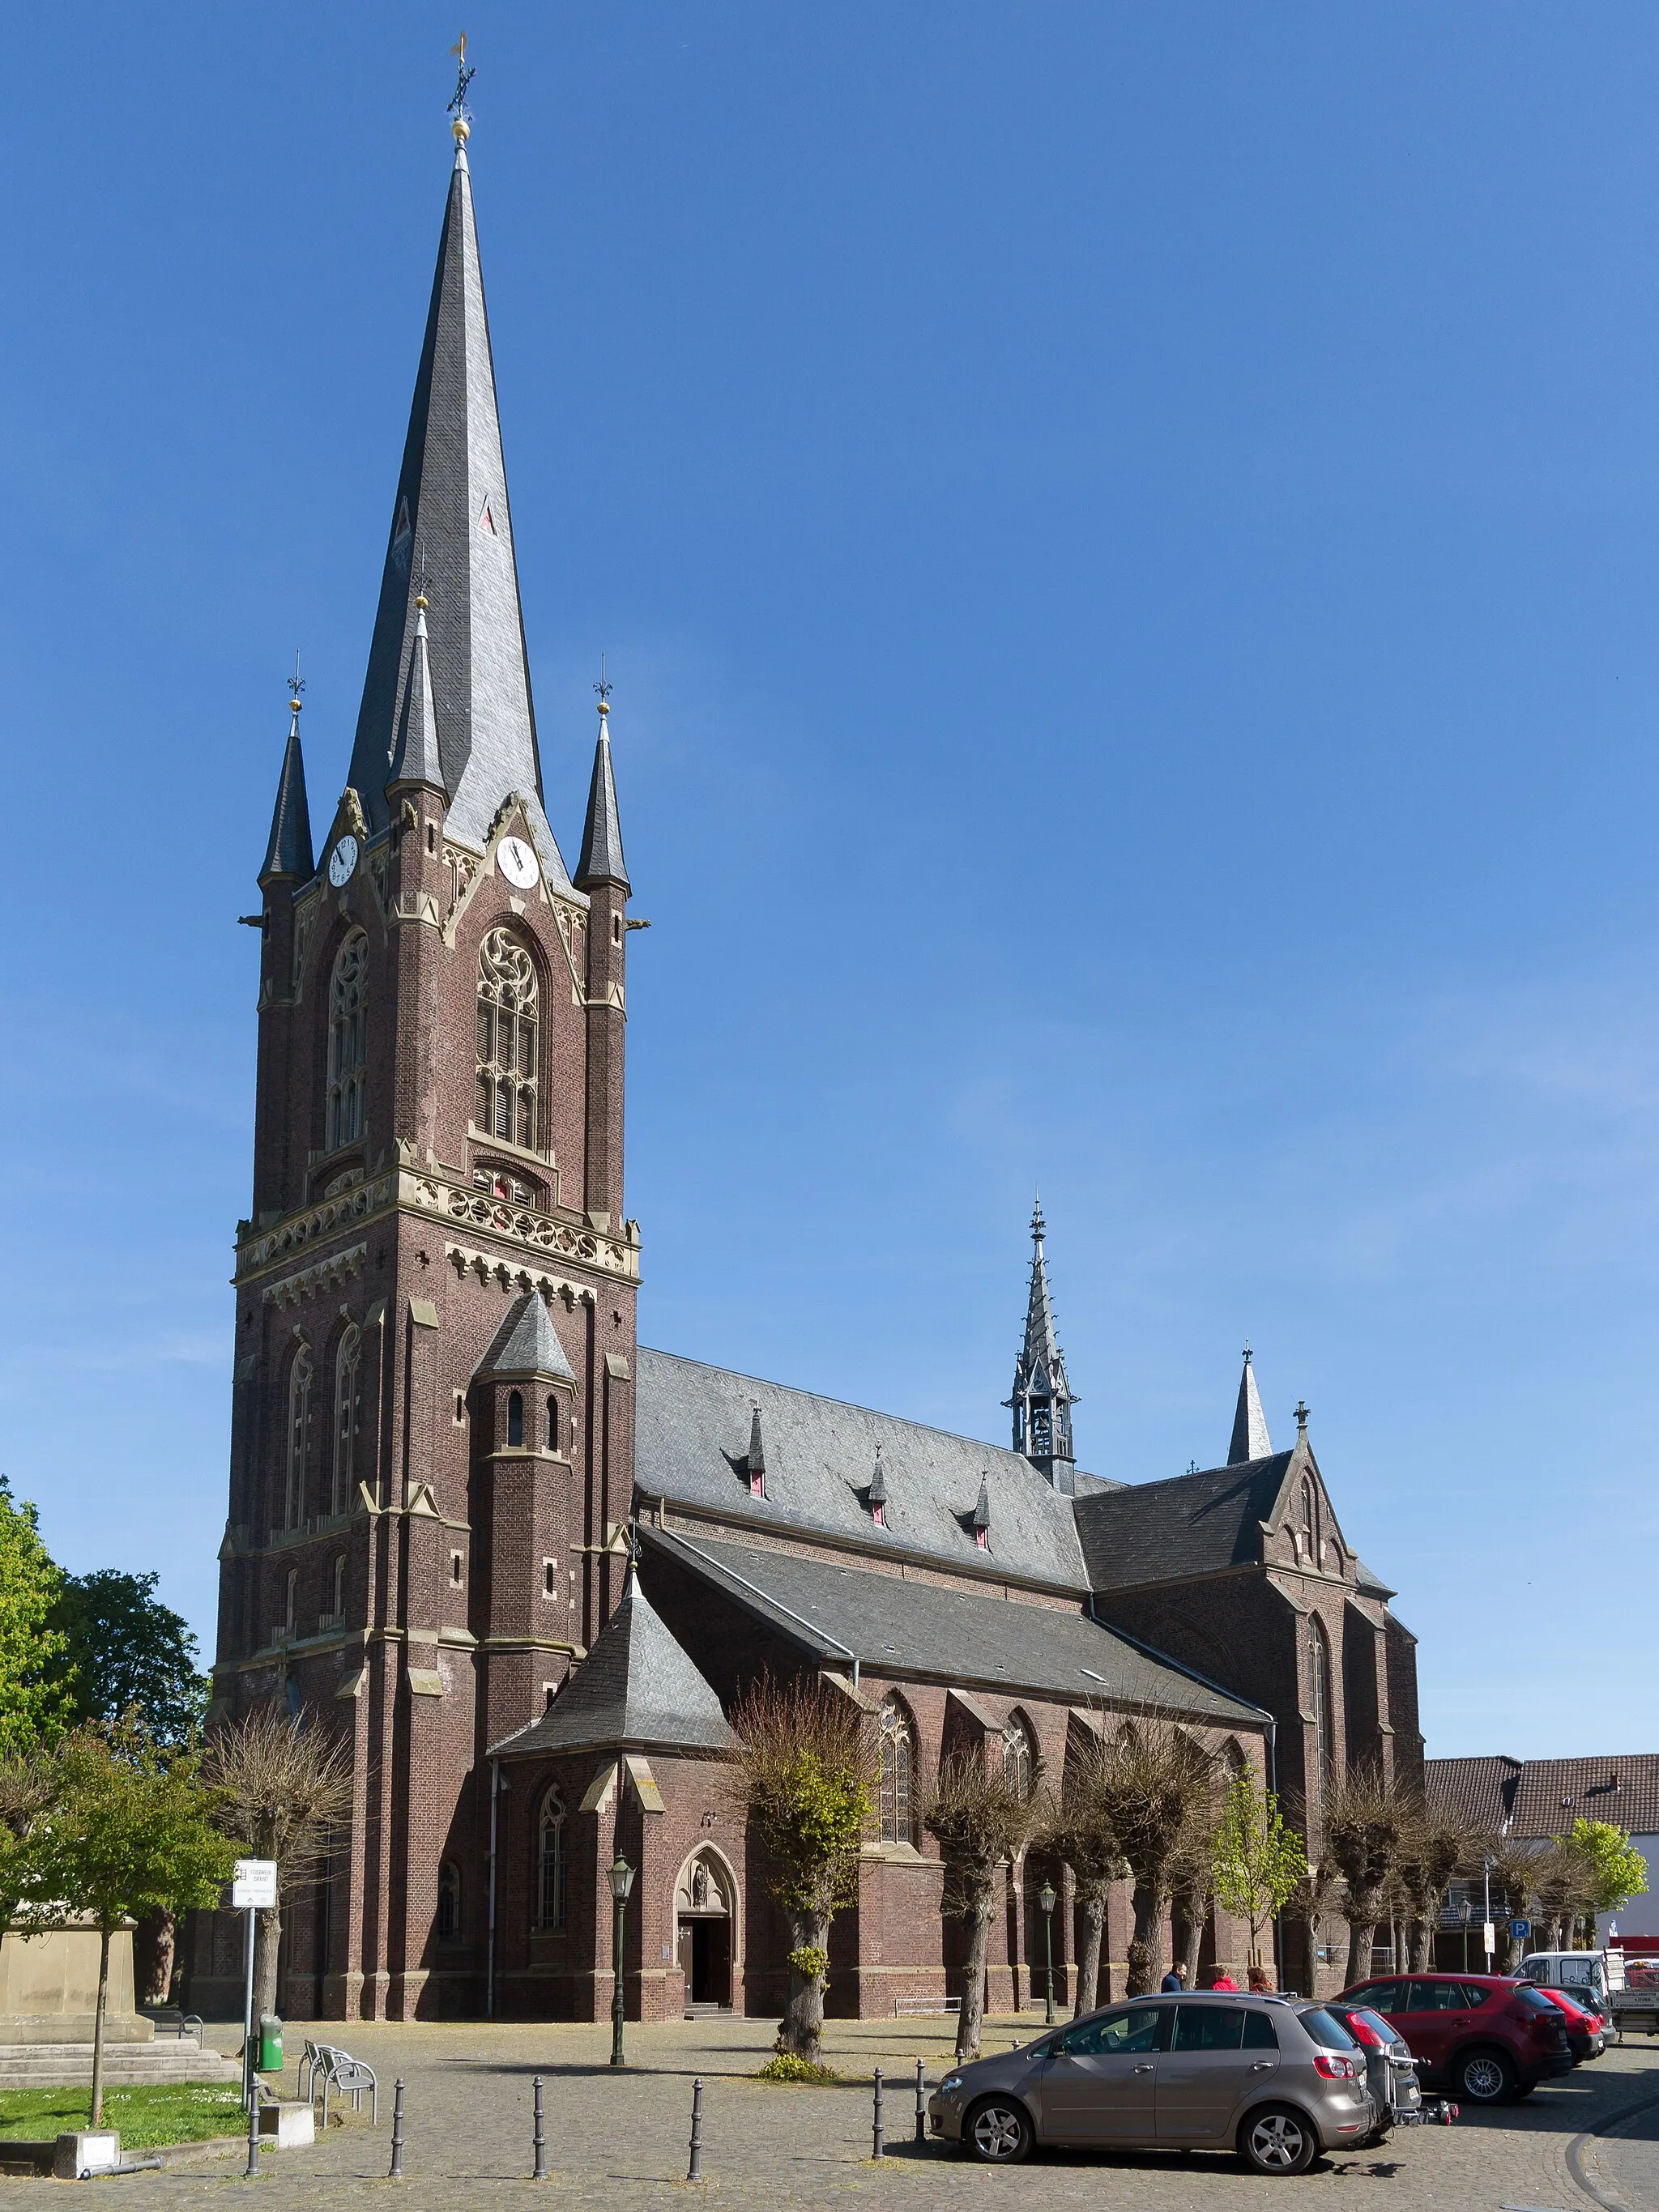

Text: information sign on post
xmin=232 ymin=1859 xmax=278 ymax=1910
xmin=1482 ymin=1920 xmax=1496 ymax=1959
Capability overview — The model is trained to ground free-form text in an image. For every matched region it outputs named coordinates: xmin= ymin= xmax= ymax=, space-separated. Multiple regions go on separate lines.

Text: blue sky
xmin=3 ymin=3 xmax=1657 ymax=1758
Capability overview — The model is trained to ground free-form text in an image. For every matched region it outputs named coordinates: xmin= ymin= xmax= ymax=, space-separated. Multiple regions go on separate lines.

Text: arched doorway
xmin=675 ymin=1847 xmax=737 ymax=2013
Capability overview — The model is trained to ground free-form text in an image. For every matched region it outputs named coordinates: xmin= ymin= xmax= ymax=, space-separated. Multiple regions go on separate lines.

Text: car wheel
xmin=1454 ymin=2048 xmax=1516 ymax=2105
xmin=1239 ymin=2104 xmax=1317 ymax=2176
xmin=963 ymin=2098 xmax=1034 ymax=2164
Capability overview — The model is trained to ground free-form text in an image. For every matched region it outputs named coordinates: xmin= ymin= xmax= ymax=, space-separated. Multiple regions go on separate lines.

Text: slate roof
xmin=633 ymin=1348 xmax=1092 ymax=1589
xmin=343 ymin=139 xmax=571 ymax=883
xmin=639 ymin=1526 xmax=1268 ymax=1726
xmin=260 ymin=714 xmax=313 ymax=884
xmin=1425 ymin=1755 xmax=1523 ymax=1835
xmin=1073 ymin=1453 xmax=1293 ymax=1592
xmin=1425 ymin=1754 xmax=1659 ymax=1838
xmin=387 ymin=600 xmax=446 ymax=794
xmin=489 ymin=1578 xmax=733 ymax=1758
xmin=575 ymin=717 xmax=629 ymax=892
xmin=474 ymin=1290 xmax=575 ymax=1382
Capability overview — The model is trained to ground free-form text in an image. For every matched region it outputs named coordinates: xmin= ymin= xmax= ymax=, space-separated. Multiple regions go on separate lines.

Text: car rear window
xmin=1354 ymin=2009 xmax=1396 ymax=2044
xmin=1514 ymin=1986 xmax=1559 ymax=2014
xmin=1298 ymin=2007 xmax=1358 ymax=2048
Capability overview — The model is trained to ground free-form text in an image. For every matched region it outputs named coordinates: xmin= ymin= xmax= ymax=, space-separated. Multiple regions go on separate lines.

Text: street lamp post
xmin=1038 ymin=1882 xmax=1057 ymax=2027
xmin=609 ymin=1852 xmax=636 ymax=2068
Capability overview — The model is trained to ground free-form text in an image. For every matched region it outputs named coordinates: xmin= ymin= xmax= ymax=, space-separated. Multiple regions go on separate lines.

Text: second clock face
xmin=498 ymin=834 xmax=540 ymax=889
xmin=327 ymin=834 xmax=359 ymax=888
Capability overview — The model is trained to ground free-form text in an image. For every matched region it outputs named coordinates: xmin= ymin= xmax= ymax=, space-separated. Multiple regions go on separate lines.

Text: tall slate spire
xmin=1227 ymin=1345 xmax=1273 ymax=1465
xmin=574 ymin=694 xmax=629 ymax=891
xmin=344 ymin=121 xmax=569 ymax=880
xmin=1006 ymin=1196 xmax=1077 ymax=1492
xmin=259 ymin=691 xmax=314 ymax=884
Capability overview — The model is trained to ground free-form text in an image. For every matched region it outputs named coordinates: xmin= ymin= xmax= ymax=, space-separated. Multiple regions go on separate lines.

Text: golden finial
xmin=448 ymin=32 xmax=475 ymax=142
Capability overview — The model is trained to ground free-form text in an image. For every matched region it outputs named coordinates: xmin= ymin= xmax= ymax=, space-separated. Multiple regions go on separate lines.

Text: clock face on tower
xmin=327 ymin=835 xmax=359 ymax=888
xmin=497 ymin=834 xmax=539 ymax=889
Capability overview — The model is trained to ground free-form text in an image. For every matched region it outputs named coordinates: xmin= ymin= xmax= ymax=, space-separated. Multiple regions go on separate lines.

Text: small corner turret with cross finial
xmin=1005 ymin=1192 xmax=1077 ymax=1492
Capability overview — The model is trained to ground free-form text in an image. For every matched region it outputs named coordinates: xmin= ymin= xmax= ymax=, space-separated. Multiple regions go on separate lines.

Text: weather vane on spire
xmin=447 ymin=32 xmax=476 ymax=135
xmin=288 ymin=650 xmax=305 ymax=714
xmin=594 ymin=654 xmax=613 ymax=710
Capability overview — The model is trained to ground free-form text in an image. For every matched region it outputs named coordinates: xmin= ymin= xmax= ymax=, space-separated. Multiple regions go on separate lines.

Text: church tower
xmin=1007 ymin=1200 xmax=1077 ymax=1492
xmin=208 ymin=107 xmax=639 ymax=2022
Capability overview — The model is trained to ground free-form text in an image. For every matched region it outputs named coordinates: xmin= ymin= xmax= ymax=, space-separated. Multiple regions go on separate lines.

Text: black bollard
xmin=915 ymin=2056 xmax=927 ymax=2145
xmin=388 ymin=2078 xmax=406 ymax=2179
xmin=872 ymin=2067 xmax=885 ymax=2160
xmin=687 ymin=2076 xmax=705 ymax=2182
xmin=533 ymin=2074 xmax=547 ymax=2180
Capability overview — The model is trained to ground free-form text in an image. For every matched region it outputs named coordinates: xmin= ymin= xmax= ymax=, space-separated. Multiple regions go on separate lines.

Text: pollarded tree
xmin=203 ymin=1703 xmax=354 ymax=2019
xmin=1036 ymin=1748 xmax=1126 ymax=2016
xmin=727 ymin=1677 xmax=875 ymax=2066
xmin=1210 ymin=1765 xmax=1307 ymax=1978
xmin=1394 ymin=1805 xmax=1473 ymax=1972
xmin=1321 ymin=1767 xmax=1408 ymax=1986
xmin=923 ymin=1752 xmax=1041 ymax=2061
xmin=1090 ymin=1720 xmax=1218 ymax=1996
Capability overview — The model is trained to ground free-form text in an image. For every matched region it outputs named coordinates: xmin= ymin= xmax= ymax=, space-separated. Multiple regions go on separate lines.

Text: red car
xmin=1337 ymin=1973 xmax=1575 ymax=2104
xmin=1536 ymin=1985 xmax=1607 ymax=2060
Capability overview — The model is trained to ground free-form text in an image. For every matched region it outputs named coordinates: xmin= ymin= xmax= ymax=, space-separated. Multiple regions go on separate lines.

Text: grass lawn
xmin=0 ymin=2083 xmax=248 ymax=2149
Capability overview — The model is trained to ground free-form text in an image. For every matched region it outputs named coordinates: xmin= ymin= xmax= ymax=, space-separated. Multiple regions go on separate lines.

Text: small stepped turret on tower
xmin=1006 ymin=1198 xmax=1078 ymax=1493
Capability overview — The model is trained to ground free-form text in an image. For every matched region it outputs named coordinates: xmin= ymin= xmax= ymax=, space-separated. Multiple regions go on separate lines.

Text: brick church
xmin=190 ymin=113 xmax=1423 ymax=2022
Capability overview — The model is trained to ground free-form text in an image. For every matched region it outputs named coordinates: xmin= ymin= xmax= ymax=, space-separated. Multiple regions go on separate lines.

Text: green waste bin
xmin=258 ymin=2015 xmax=284 ymax=2073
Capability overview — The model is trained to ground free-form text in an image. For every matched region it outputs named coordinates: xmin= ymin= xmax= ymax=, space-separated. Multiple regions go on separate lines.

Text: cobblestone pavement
xmin=11 ymin=2014 xmax=1656 ymax=2210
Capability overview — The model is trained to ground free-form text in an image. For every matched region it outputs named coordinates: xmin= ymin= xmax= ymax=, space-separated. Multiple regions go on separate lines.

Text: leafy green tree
xmin=22 ymin=1723 xmax=234 ymax=2125
xmin=923 ymin=1752 xmax=1040 ymax=2061
xmin=52 ymin=1572 xmax=208 ymax=1745
xmin=0 ymin=1478 xmax=73 ymax=1754
xmin=1211 ymin=1765 xmax=1307 ymax=1972
xmin=727 ymin=1677 xmax=873 ymax=2066
xmin=1569 ymin=1818 xmax=1649 ymax=1919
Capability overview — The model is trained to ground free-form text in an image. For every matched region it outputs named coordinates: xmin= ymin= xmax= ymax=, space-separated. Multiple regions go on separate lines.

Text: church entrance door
xmin=679 ymin=1918 xmax=731 ymax=2008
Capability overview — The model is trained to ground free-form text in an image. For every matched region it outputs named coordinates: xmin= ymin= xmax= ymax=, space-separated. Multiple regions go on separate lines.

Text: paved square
xmin=12 ymin=2015 xmax=1654 ymax=2210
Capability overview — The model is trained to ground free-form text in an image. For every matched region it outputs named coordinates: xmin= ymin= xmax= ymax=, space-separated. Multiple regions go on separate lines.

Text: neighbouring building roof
xmin=1073 ymin=1453 xmax=1294 ymax=1592
xmin=1425 ymin=1754 xmax=1659 ymax=1839
xmin=343 ymin=138 xmax=570 ymax=880
xmin=639 ymin=1525 xmax=1269 ymax=1727
xmin=489 ymin=1579 xmax=733 ymax=1758
xmin=634 ymin=1347 xmax=1098 ymax=1590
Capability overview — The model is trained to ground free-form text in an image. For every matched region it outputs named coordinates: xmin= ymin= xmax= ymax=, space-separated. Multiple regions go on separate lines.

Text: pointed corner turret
xmin=972 ymin=1473 xmax=992 ymax=1549
xmin=575 ymin=695 xmax=629 ymax=893
xmin=1226 ymin=1345 xmax=1273 ymax=1465
xmin=259 ymin=688 xmax=314 ymax=887
xmin=1006 ymin=1194 xmax=1077 ymax=1492
xmin=387 ymin=595 xmax=447 ymax=798
xmin=745 ymin=1400 xmax=766 ymax=1499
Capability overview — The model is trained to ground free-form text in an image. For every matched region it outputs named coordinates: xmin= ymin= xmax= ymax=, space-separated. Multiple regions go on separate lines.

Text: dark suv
xmin=1337 ymin=1974 xmax=1573 ymax=2104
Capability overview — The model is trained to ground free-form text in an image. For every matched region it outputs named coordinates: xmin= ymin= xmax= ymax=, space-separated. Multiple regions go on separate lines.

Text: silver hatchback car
xmin=928 ymin=1993 xmax=1374 ymax=2174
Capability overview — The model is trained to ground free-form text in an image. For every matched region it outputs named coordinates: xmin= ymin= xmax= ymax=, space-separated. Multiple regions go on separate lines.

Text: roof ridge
xmin=1076 ymin=1453 xmax=1290 ymax=1503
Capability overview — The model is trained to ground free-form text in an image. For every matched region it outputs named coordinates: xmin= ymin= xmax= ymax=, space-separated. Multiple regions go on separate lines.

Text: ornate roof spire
xmin=1226 ymin=1343 xmax=1273 ymax=1465
xmin=343 ymin=75 xmax=570 ymax=882
xmin=1006 ymin=1194 xmax=1077 ymax=1491
xmin=575 ymin=661 xmax=629 ymax=892
xmin=259 ymin=663 xmax=314 ymax=884
xmin=746 ymin=1401 xmax=766 ymax=1498
xmin=386 ymin=591 xmax=447 ymax=795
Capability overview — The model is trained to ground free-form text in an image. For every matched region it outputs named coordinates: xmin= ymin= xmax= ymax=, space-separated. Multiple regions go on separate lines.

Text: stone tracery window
xmin=878 ymin=1698 xmax=915 ymax=1845
xmin=476 ymin=929 xmax=539 ymax=1149
xmin=284 ymin=1348 xmax=313 ymax=1532
xmin=331 ymin=1327 xmax=361 ymax=1518
xmin=1001 ymin=1713 xmax=1035 ymax=1801
xmin=326 ymin=931 xmax=369 ymax=1152
xmin=537 ymin=1785 xmax=567 ymax=1929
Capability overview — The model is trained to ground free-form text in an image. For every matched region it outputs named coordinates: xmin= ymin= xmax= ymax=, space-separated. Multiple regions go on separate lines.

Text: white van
xmin=1519 ymin=1950 xmax=1618 ymax=2005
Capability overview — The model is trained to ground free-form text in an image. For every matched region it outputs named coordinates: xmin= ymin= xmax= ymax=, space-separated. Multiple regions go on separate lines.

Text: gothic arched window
xmin=437 ymin=1860 xmax=460 ymax=1943
xmin=545 ymin=1396 xmax=558 ymax=1452
xmin=284 ymin=1348 xmax=313 ymax=1532
xmin=331 ymin=1327 xmax=361 ymax=1517
xmin=1309 ymin=1617 xmax=1334 ymax=1798
xmin=508 ymin=1391 xmax=524 ymax=1449
xmin=878 ymin=1698 xmax=915 ymax=1845
xmin=476 ymin=929 xmax=539 ymax=1150
xmin=326 ymin=931 xmax=369 ymax=1152
xmin=1002 ymin=1713 xmax=1036 ymax=1801
xmin=537 ymin=1787 xmax=566 ymax=1929
xmin=1300 ymin=1476 xmax=1318 ymax=1562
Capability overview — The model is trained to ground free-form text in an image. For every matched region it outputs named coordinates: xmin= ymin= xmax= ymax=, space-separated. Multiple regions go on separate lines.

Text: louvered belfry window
xmin=476 ymin=928 xmax=539 ymax=1149
xmin=326 ymin=931 xmax=369 ymax=1151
